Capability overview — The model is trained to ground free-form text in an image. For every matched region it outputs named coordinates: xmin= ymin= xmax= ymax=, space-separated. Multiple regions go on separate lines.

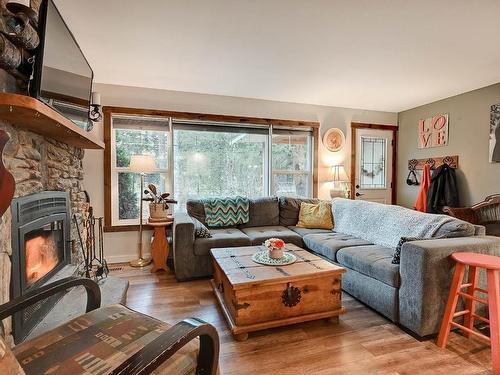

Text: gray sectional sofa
xmin=173 ymin=196 xmax=500 ymax=337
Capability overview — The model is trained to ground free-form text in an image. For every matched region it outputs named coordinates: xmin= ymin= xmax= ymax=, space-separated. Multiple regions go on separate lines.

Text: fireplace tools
xmin=73 ymin=211 xmax=108 ymax=280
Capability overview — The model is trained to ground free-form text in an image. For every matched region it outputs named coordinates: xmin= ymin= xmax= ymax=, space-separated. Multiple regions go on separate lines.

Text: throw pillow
xmin=203 ymin=196 xmax=250 ymax=227
xmin=193 ymin=218 xmax=212 ymax=238
xmin=296 ymin=201 xmax=334 ymax=229
xmin=392 ymin=237 xmax=425 ymax=264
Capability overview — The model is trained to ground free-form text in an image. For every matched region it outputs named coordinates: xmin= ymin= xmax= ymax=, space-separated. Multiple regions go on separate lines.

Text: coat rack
xmin=408 ymin=155 xmax=459 ymax=170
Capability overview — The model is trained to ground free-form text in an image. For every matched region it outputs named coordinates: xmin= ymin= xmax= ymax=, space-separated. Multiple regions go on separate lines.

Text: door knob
xmin=355 ymin=184 xmax=360 ymax=189
xmin=355 ymin=192 xmax=364 ymax=197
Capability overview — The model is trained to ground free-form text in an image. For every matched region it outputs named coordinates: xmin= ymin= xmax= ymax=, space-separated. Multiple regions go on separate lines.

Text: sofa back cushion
xmin=239 ymin=197 xmax=279 ymax=228
xmin=186 ymin=199 xmax=207 ymax=225
xmin=187 ymin=197 xmax=279 ymax=228
xmin=278 ymin=197 xmax=321 ymax=226
xmin=332 ymin=198 xmax=475 ymax=249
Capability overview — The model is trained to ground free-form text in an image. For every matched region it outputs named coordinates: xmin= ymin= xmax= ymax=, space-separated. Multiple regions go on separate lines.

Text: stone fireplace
xmin=0 ymin=113 xmax=87 ymax=343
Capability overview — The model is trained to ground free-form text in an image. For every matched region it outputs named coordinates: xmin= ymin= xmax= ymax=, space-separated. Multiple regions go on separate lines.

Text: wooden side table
xmin=148 ymin=221 xmax=172 ymax=273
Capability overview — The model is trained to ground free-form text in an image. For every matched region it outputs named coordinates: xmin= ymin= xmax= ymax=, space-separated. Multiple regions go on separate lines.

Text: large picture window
xmin=104 ymin=108 xmax=318 ymax=230
xmin=173 ymin=124 xmax=269 ymax=209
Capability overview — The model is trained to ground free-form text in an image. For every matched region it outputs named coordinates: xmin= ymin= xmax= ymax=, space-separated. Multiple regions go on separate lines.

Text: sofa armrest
xmin=172 ymin=213 xmax=196 ymax=281
xmin=399 ymin=236 xmax=500 ymax=337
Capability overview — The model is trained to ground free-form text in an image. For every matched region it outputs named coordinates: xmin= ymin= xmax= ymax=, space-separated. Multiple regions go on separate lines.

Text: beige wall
xmin=84 ymin=83 xmax=396 ymax=262
xmin=397 ymin=82 xmax=500 ymax=209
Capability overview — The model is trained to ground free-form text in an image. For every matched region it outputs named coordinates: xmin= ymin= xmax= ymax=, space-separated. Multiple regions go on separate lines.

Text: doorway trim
xmin=350 ymin=123 xmax=398 ymax=204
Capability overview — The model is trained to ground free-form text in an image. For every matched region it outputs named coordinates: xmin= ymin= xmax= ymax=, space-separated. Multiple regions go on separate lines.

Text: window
xmin=110 ymin=115 xmax=170 ymax=226
xmin=272 ymin=129 xmax=312 ymax=197
xmin=173 ymin=124 xmax=268 ymax=209
xmin=359 ymin=137 xmax=387 ymax=189
xmin=105 ymin=108 xmax=318 ymax=229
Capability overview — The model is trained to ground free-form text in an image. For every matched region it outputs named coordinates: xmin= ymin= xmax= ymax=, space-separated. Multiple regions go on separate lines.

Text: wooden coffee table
xmin=210 ymin=243 xmax=346 ymax=341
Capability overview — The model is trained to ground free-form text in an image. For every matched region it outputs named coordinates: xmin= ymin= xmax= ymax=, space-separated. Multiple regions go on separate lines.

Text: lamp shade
xmin=129 ymin=155 xmax=156 ymax=173
xmin=332 ymin=165 xmax=349 ymax=182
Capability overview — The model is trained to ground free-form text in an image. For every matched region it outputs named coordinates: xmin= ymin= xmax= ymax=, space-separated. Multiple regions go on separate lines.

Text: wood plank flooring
xmin=110 ymin=265 xmax=493 ymax=374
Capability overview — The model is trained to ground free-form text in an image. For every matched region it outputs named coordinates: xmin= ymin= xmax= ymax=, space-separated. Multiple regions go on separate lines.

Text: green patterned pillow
xmin=203 ymin=196 xmax=250 ymax=227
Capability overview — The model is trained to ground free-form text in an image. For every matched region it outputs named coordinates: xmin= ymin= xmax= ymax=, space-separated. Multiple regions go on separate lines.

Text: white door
xmin=354 ymin=128 xmax=394 ymax=204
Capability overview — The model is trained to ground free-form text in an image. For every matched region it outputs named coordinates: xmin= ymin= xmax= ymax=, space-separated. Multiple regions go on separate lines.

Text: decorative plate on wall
xmin=323 ymin=128 xmax=345 ymax=152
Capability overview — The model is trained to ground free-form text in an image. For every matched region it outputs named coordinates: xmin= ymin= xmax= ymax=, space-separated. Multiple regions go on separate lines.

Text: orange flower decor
xmin=264 ymin=238 xmax=285 ymax=250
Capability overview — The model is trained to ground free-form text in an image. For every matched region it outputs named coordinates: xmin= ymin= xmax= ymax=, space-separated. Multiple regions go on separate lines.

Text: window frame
xmin=110 ymin=115 xmax=172 ymax=226
xmin=103 ymin=106 xmax=319 ymax=232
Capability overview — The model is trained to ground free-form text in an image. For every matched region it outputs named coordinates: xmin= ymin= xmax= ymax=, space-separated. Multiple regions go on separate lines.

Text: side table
xmin=148 ymin=220 xmax=172 ymax=273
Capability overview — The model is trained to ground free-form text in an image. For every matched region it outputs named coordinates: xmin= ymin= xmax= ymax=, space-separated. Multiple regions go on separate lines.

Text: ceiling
xmin=55 ymin=0 xmax=500 ymax=112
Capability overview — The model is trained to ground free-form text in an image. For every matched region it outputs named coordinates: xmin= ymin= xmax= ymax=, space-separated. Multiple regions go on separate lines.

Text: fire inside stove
xmin=25 ymin=232 xmax=60 ymax=286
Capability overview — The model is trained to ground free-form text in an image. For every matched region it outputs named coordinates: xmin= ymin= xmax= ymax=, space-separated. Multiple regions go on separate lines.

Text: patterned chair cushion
xmin=0 ymin=335 xmax=25 ymax=375
xmin=13 ymin=304 xmax=198 ymax=375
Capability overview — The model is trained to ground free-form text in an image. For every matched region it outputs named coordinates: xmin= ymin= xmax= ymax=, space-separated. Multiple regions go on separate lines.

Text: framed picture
xmin=323 ymin=128 xmax=345 ymax=152
xmin=490 ymin=104 xmax=500 ymax=163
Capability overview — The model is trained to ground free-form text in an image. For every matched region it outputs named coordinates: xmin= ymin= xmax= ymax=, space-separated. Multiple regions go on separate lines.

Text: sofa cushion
xmin=186 ymin=199 xmax=207 ymax=225
xmin=13 ymin=304 xmax=198 ymax=375
xmin=240 ymin=226 xmax=303 ymax=247
xmin=278 ymin=197 xmax=321 ymax=226
xmin=336 ymin=245 xmax=401 ymax=287
xmin=287 ymin=226 xmax=332 ymax=237
xmin=302 ymin=232 xmax=372 ymax=261
xmin=193 ymin=228 xmax=251 ymax=256
xmin=239 ymin=197 xmax=280 ymax=228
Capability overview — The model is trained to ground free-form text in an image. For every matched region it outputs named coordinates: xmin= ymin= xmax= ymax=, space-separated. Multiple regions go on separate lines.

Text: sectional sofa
xmin=173 ymin=196 xmax=500 ymax=337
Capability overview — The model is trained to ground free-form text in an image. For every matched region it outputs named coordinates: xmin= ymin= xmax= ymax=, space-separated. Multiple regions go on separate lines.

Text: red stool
xmin=437 ymin=252 xmax=500 ymax=374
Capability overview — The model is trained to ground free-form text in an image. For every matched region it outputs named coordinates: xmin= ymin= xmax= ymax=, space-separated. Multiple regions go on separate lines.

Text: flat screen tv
xmin=30 ymin=0 xmax=93 ymax=130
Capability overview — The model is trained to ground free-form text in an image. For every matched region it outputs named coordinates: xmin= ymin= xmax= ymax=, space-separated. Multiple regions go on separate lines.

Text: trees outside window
xmin=110 ymin=114 xmax=313 ymax=225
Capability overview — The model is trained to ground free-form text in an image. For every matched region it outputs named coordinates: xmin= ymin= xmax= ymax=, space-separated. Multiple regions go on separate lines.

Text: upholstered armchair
xmin=0 ymin=277 xmax=219 ymax=375
xmin=444 ymin=194 xmax=500 ymax=236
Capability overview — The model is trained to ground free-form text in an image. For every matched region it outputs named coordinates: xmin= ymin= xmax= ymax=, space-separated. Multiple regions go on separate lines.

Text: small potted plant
xmin=264 ymin=238 xmax=286 ymax=259
xmin=143 ymin=184 xmax=177 ymax=220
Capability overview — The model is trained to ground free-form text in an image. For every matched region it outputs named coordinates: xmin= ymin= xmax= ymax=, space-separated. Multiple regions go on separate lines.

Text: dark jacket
xmin=426 ymin=163 xmax=459 ymax=214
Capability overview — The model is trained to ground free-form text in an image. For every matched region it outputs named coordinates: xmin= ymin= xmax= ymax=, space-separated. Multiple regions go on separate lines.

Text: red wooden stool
xmin=437 ymin=252 xmax=500 ymax=374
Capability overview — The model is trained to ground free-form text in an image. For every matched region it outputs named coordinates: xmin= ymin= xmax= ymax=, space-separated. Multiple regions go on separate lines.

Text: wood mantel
xmin=0 ymin=93 xmax=104 ymax=149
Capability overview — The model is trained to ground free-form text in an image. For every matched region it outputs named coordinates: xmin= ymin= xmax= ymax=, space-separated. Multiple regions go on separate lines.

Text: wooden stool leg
xmin=486 ymin=269 xmax=500 ymax=374
xmin=463 ymin=265 xmax=479 ymax=337
xmin=437 ymin=263 xmax=466 ymax=348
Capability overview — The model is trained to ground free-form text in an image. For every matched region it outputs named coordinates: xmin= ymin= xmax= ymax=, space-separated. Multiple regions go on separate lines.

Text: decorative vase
xmin=149 ymin=203 xmax=168 ymax=220
xmin=268 ymin=248 xmax=284 ymax=259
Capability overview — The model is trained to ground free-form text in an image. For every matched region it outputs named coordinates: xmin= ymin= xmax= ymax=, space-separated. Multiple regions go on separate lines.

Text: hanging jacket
xmin=426 ymin=163 xmax=459 ymax=214
xmin=414 ymin=164 xmax=431 ymax=212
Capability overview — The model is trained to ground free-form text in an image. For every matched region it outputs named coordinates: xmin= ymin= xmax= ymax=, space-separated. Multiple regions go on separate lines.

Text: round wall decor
xmin=323 ymin=128 xmax=345 ymax=152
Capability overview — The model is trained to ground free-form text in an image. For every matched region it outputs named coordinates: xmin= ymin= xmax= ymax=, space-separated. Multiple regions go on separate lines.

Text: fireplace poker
xmin=73 ymin=214 xmax=90 ymax=278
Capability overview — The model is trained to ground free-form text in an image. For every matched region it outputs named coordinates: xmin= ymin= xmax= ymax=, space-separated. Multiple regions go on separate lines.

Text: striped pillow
xmin=203 ymin=196 xmax=250 ymax=227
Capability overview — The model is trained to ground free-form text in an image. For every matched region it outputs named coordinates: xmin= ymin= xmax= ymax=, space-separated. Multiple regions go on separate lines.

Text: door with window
xmin=352 ymin=125 xmax=396 ymax=204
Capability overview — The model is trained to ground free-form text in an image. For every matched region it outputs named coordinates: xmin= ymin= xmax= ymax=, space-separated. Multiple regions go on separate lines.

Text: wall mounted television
xmin=29 ymin=0 xmax=93 ymax=131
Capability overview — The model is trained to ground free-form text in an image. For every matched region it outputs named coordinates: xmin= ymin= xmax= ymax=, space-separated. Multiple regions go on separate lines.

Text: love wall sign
xmin=418 ymin=113 xmax=449 ymax=149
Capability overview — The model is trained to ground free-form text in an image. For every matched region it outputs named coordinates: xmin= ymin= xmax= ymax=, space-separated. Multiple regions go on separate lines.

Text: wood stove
xmin=10 ymin=191 xmax=71 ymax=342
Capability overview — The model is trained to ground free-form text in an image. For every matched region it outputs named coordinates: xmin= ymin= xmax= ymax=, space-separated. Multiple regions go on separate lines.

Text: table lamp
xmin=129 ymin=154 xmax=155 ymax=267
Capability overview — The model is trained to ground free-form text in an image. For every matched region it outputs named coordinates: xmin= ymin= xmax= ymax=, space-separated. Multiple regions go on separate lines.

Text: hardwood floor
xmin=110 ymin=264 xmax=493 ymax=374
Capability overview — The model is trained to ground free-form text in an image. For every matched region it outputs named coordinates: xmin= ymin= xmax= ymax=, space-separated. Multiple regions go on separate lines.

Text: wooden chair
xmin=0 ymin=277 xmax=219 ymax=375
xmin=444 ymin=194 xmax=500 ymax=236
xmin=437 ymin=252 xmax=500 ymax=374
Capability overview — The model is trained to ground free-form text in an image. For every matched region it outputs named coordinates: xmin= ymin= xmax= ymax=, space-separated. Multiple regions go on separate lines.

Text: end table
xmin=148 ymin=220 xmax=172 ymax=273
